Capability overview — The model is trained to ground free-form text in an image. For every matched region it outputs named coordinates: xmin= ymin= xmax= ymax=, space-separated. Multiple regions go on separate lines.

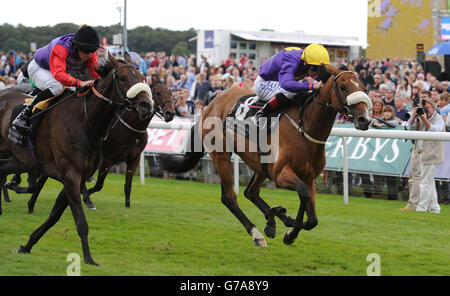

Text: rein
xmin=81 ymin=63 xmax=143 ymax=141
xmin=29 ymin=87 xmax=87 ymax=120
xmin=313 ymin=70 xmax=355 ymax=119
xmin=286 ymin=70 xmax=359 ymax=145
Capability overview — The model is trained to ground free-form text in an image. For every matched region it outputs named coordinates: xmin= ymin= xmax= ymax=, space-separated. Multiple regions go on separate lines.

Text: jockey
xmin=12 ymin=25 xmax=101 ymax=131
xmin=254 ymin=44 xmax=330 ymax=124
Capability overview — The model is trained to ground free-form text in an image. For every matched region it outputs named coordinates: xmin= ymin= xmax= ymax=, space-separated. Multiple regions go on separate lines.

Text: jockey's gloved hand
xmin=79 ymin=80 xmax=95 ymax=88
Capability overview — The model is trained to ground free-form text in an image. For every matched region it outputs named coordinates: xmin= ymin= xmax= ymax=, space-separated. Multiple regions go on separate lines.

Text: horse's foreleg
xmin=81 ymin=182 xmax=96 ymax=210
xmin=244 ymin=173 xmax=296 ymax=239
xmin=18 ymin=189 xmax=68 ymax=253
xmin=0 ymin=174 xmax=6 ymax=214
xmin=213 ymin=153 xmax=267 ymax=247
xmin=275 ymin=165 xmax=312 ymax=246
xmin=64 ymin=170 xmax=97 ymax=266
xmin=303 ymin=181 xmax=318 ymax=231
xmin=87 ymin=162 xmax=111 ymax=196
xmin=2 ymin=177 xmax=11 ymax=203
xmin=124 ymin=156 xmax=140 ymax=208
xmin=27 ymin=175 xmax=48 ymax=214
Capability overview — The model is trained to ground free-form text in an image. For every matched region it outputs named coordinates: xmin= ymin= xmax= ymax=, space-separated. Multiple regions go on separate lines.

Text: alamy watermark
xmin=66 ymin=253 xmax=81 ymax=276
xmin=366 ymin=253 xmax=381 ymax=276
xmin=368 ymin=0 xmax=381 ymax=18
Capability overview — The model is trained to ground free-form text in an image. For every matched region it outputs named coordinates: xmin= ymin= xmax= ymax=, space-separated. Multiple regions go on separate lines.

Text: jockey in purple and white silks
xmin=254 ymin=44 xmax=330 ymax=124
xmin=12 ymin=25 xmax=101 ymax=131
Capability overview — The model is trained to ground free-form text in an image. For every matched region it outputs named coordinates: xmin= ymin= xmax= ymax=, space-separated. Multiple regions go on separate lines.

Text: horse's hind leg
xmin=213 ymin=153 xmax=267 ymax=247
xmin=244 ymin=173 xmax=296 ymax=238
xmin=27 ymin=175 xmax=48 ymax=214
xmin=18 ymin=189 xmax=68 ymax=253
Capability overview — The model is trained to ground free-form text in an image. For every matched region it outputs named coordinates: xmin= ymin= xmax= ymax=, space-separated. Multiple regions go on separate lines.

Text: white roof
xmin=229 ymin=30 xmax=364 ymax=47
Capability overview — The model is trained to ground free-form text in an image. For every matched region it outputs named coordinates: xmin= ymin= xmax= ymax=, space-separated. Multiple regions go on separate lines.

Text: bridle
xmin=285 ymin=70 xmax=366 ymax=145
xmin=80 ymin=63 xmax=149 ymax=140
xmin=150 ymin=81 xmax=175 ymax=120
xmin=313 ymin=70 xmax=356 ymax=120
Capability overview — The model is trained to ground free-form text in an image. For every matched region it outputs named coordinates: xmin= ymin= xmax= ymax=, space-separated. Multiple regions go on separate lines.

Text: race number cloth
xmin=225 ymin=94 xmax=281 ymax=139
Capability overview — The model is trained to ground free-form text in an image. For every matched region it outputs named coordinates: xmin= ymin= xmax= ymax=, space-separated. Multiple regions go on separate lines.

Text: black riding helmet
xmin=72 ymin=25 xmax=100 ymax=53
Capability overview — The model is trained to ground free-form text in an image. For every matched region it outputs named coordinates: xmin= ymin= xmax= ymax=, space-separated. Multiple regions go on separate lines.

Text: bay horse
xmin=0 ymin=52 xmax=153 ymax=265
xmin=81 ymin=73 xmax=175 ymax=209
xmin=23 ymin=74 xmax=176 ymax=213
xmin=157 ymin=64 xmax=372 ymax=247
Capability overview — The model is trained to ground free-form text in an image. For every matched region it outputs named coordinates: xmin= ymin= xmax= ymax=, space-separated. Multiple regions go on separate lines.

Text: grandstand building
xmin=194 ymin=29 xmax=365 ymax=68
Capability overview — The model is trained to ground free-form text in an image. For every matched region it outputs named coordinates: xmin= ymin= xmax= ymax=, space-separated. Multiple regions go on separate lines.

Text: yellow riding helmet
xmin=301 ymin=44 xmax=330 ymax=66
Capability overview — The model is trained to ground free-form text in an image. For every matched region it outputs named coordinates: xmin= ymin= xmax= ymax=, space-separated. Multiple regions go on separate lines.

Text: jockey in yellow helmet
xmin=254 ymin=44 xmax=330 ymax=125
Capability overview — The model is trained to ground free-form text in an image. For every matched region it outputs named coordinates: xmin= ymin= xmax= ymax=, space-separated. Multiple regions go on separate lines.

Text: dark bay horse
xmin=0 ymin=52 xmax=153 ymax=265
xmin=23 ymin=74 xmax=176 ymax=212
xmin=157 ymin=64 xmax=372 ymax=247
xmin=82 ymin=74 xmax=175 ymax=208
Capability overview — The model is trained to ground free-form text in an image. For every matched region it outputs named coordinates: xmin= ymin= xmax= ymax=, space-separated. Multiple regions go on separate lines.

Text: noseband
xmin=112 ymin=64 xmax=143 ymax=111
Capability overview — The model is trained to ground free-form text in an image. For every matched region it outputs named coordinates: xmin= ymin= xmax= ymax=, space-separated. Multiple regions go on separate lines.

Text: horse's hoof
xmin=17 ymin=245 xmax=29 ymax=254
xmin=283 ymin=229 xmax=296 ymax=246
xmin=264 ymin=224 xmax=276 ymax=239
xmin=253 ymin=237 xmax=268 ymax=248
xmin=86 ymin=203 xmax=97 ymax=211
xmin=251 ymin=227 xmax=267 ymax=248
xmin=28 ymin=209 xmax=34 ymax=214
xmin=84 ymin=258 xmax=99 ymax=266
xmin=303 ymin=220 xmax=318 ymax=231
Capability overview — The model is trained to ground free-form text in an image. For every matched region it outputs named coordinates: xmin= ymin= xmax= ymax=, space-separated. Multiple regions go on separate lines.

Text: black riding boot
xmin=255 ymin=93 xmax=290 ymax=126
xmin=12 ymin=88 xmax=54 ymax=131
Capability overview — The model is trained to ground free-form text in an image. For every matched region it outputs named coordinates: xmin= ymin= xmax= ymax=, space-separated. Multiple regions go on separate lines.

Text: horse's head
xmin=318 ymin=64 xmax=372 ymax=130
xmin=150 ymin=74 xmax=175 ymax=122
xmin=103 ymin=52 xmax=154 ymax=121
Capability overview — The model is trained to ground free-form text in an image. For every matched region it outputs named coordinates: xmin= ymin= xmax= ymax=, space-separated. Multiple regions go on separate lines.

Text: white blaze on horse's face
xmin=350 ymin=79 xmax=359 ymax=89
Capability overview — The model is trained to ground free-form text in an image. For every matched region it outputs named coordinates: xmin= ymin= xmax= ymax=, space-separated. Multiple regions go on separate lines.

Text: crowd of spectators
xmin=332 ymin=56 xmax=449 ymax=205
xmin=135 ymin=51 xmax=258 ymax=118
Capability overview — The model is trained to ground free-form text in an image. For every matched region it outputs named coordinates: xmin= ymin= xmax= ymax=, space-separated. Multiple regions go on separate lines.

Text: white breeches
xmin=27 ymin=59 xmax=66 ymax=96
xmin=253 ymin=76 xmax=297 ymax=102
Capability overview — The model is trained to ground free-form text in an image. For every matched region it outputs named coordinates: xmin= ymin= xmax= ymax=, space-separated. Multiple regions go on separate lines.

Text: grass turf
xmin=0 ymin=174 xmax=448 ymax=276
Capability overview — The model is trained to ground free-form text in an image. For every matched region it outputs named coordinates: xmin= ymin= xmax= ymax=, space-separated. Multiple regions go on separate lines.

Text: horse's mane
xmin=95 ymin=58 xmax=128 ymax=78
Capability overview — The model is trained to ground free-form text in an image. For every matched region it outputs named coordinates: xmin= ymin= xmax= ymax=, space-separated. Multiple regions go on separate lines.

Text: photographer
xmin=401 ymin=98 xmax=445 ymax=214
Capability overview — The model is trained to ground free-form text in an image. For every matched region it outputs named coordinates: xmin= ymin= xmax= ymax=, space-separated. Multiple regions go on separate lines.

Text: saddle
xmin=8 ymin=96 xmax=57 ymax=147
xmin=226 ymin=94 xmax=281 ymax=140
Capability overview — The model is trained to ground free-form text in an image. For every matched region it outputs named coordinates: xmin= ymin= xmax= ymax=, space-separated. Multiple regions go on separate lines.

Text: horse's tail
xmin=156 ymin=122 xmax=205 ymax=173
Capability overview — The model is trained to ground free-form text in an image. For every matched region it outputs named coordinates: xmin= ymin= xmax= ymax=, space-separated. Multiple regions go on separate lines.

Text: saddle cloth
xmin=225 ymin=94 xmax=281 ymax=140
xmin=8 ymin=96 xmax=57 ymax=147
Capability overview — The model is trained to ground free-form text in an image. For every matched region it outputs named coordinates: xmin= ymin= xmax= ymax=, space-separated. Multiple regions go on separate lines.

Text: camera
xmin=406 ymin=99 xmax=427 ymax=120
xmin=416 ymin=107 xmax=426 ymax=116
